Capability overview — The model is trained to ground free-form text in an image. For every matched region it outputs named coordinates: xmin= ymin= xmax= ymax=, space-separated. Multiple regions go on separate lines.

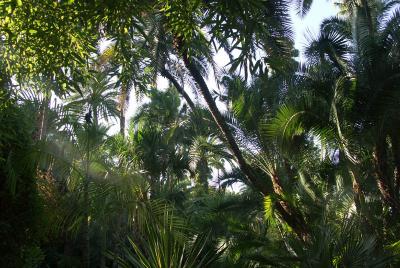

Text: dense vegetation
xmin=1 ymin=0 xmax=400 ymax=267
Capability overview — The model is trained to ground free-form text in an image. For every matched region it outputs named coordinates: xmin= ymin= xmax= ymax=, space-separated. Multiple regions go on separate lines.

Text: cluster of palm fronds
xmin=1 ymin=0 xmax=400 ymax=267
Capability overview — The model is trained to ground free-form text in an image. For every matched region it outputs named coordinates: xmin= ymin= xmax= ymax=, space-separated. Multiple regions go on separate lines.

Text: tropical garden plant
xmin=0 ymin=0 xmax=400 ymax=267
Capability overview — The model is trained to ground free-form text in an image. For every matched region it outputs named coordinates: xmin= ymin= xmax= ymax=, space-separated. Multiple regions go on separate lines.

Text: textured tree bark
xmin=160 ymin=68 xmax=195 ymax=110
xmin=177 ymin=40 xmax=309 ymax=241
xmin=360 ymin=0 xmax=374 ymax=35
xmin=119 ymin=84 xmax=129 ymax=137
xmin=34 ymin=90 xmax=51 ymax=141
xmin=373 ymin=141 xmax=399 ymax=213
xmin=390 ymin=133 xmax=400 ymax=201
xmin=271 ymin=172 xmax=309 ymax=241
xmin=34 ymin=90 xmax=52 ymax=186
xmin=349 ymin=166 xmax=364 ymax=213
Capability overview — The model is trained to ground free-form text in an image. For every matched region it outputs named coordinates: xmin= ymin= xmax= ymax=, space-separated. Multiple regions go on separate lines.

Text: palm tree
xmin=65 ymin=72 xmax=119 ymax=127
xmin=54 ymin=70 xmax=119 ymax=267
xmin=152 ymin=1 xmax=311 ymax=238
xmin=343 ymin=0 xmax=400 ymax=215
xmin=189 ymin=135 xmax=232 ymax=191
xmin=126 ymin=87 xmax=233 ymax=194
xmin=273 ymin=0 xmax=400 ymax=217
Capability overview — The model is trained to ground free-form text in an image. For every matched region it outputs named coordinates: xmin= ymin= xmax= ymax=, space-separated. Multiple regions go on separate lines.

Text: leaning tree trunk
xmin=177 ymin=39 xmax=309 ymax=241
xmin=160 ymin=68 xmax=195 ymax=110
xmin=270 ymin=171 xmax=309 ymax=241
xmin=347 ymin=161 xmax=365 ymax=214
xmin=179 ymin=48 xmax=268 ymax=194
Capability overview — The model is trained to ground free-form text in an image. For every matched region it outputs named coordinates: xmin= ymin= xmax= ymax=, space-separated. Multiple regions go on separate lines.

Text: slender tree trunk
xmin=373 ymin=140 xmax=399 ymax=213
xmin=34 ymin=89 xmax=51 ymax=141
xmin=179 ymin=48 xmax=268 ymax=194
xmin=100 ymin=225 xmax=107 ymax=268
xmin=82 ymin=128 xmax=91 ymax=268
xmin=271 ymin=172 xmax=309 ymax=241
xmin=348 ymin=165 xmax=364 ymax=213
xmin=35 ymin=90 xmax=51 ymax=184
xmin=177 ymin=40 xmax=309 ymax=241
xmin=93 ymin=106 xmax=98 ymax=128
xmin=119 ymin=83 xmax=129 ymax=137
xmin=39 ymin=93 xmax=50 ymax=141
xmin=390 ymin=133 xmax=400 ymax=201
xmin=360 ymin=0 xmax=374 ymax=35
xmin=391 ymin=133 xmax=400 ymax=216
xmin=82 ymin=175 xmax=90 ymax=268
xmin=348 ymin=165 xmax=377 ymax=234
xmin=160 ymin=68 xmax=195 ymax=110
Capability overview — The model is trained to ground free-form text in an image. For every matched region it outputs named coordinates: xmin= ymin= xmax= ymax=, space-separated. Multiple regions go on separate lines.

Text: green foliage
xmin=21 ymin=245 xmax=45 ymax=268
xmin=1 ymin=0 xmax=400 ymax=267
xmin=0 ymin=0 xmax=99 ymax=91
xmin=0 ymin=89 xmax=45 ymax=267
xmin=111 ymin=200 xmax=224 ymax=268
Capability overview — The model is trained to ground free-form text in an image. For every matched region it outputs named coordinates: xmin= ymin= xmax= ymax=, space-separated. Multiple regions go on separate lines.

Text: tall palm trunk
xmin=93 ymin=106 xmax=98 ymax=127
xmin=34 ymin=89 xmax=51 ymax=141
xmin=35 ymin=89 xmax=52 ymax=183
xmin=82 ymin=126 xmax=91 ymax=268
xmin=119 ymin=83 xmax=129 ymax=137
xmin=177 ymin=40 xmax=309 ymax=241
xmin=99 ymin=225 xmax=107 ymax=268
xmin=82 ymin=178 xmax=90 ymax=268
xmin=360 ymin=0 xmax=374 ymax=35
